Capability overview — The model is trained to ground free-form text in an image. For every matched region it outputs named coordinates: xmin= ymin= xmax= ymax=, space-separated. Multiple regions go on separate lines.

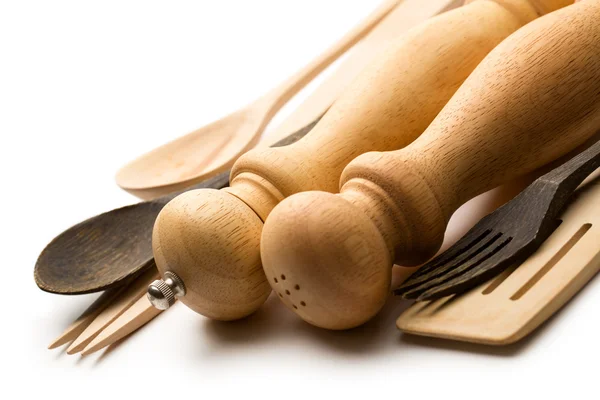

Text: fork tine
xmin=47 ymin=287 xmax=123 ymax=349
xmin=412 ymin=228 xmax=492 ymax=278
xmin=402 ymin=233 xmax=510 ymax=299
xmin=80 ymin=295 xmax=163 ymax=356
xmin=415 ymin=236 xmax=520 ymax=301
xmin=396 ymin=228 xmax=495 ymax=294
xmin=65 ymin=267 xmax=159 ymax=354
xmin=415 ymin=219 xmax=564 ymax=300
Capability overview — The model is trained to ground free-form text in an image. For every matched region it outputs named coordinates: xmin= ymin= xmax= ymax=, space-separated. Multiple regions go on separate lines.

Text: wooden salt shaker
xmin=260 ymin=0 xmax=600 ymax=330
xmin=149 ymin=0 xmax=572 ymax=320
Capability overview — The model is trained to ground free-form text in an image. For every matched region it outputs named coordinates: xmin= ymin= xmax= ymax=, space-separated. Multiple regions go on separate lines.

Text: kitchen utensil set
xmin=42 ymin=0 xmax=600 ymax=354
xmin=47 ymin=120 xmax=318 ymax=355
xmin=46 ymin=0 xmax=461 ymax=353
xmin=150 ymin=0 xmax=535 ymax=321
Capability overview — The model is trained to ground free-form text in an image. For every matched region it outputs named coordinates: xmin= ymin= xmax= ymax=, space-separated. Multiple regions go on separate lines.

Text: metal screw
xmin=147 ymin=271 xmax=186 ymax=310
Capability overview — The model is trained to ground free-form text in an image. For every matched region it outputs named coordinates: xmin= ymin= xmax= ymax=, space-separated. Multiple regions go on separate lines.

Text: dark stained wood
xmin=396 ymin=135 xmax=600 ymax=301
xmin=34 ymin=117 xmax=322 ymax=295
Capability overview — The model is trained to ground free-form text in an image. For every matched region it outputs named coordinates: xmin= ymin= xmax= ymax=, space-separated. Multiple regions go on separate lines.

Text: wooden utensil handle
xmin=229 ymin=0 xmax=551 ymax=220
xmin=542 ymin=137 xmax=600 ymax=212
xmin=260 ymin=0 xmax=403 ymax=111
xmin=161 ymin=117 xmax=322 ymax=203
xmin=263 ymin=0 xmax=464 ymax=148
xmin=340 ymin=0 xmax=600 ymax=265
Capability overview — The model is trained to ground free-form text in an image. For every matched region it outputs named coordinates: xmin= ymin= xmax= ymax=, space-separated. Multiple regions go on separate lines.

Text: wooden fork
xmin=396 ymin=136 xmax=600 ymax=301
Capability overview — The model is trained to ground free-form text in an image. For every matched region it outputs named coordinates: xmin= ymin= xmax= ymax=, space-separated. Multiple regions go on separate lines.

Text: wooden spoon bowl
xmin=34 ymin=119 xmax=318 ymax=295
xmin=115 ymin=108 xmax=267 ymax=200
xmin=114 ymin=0 xmax=402 ymax=200
xmin=35 ymin=201 xmax=165 ymax=294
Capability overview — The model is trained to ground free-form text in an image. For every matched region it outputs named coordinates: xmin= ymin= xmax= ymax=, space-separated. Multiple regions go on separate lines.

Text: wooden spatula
xmin=397 ymin=171 xmax=600 ymax=345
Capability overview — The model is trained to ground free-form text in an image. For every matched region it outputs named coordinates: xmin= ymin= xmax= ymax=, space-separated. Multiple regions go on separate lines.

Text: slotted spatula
xmin=396 ymin=170 xmax=600 ymax=345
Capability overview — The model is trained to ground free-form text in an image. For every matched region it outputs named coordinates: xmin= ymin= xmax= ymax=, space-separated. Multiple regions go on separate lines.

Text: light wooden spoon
xmin=115 ymin=0 xmax=403 ymax=200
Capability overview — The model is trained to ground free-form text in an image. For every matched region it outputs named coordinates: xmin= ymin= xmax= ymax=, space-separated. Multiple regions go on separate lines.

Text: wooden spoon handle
xmin=230 ymin=0 xmax=549 ymax=219
xmin=261 ymin=0 xmax=462 ymax=145
xmin=259 ymin=0 xmax=404 ymax=112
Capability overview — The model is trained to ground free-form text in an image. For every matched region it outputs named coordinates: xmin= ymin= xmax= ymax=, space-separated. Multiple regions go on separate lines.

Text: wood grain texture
xmin=397 ymin=172 xmax=600 ymax=345
xmin=115 ymin=0 xmax=404 ymax=200
xmin=153 ymin=0 xmax=521 ymax=321
xmin=261 ymin=0 xmax=600 ymax=331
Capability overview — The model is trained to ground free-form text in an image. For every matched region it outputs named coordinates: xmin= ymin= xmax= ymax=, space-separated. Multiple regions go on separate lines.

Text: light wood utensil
xmin=47 ymin=0 xmax=461 ymax=353
xmin=81 ymin=295 xmax=161 ymax=356
xmin=47 ymin=287 xmax=124 ymax=349
xmin=115 ymin=0 xmax=404 ymax=201
xmin=260 ymin=0 xmax=597 ymax=331
xmin=65 ymin=268 xmax=158 ymax=354
xmin=268 ymin=0 xmax=463 ymax=141
xmin=151 ymin=0 xmax=548 ymax=321
xmin=397 ymin=171 xmax=600 ymax=345
xmin=48 ymin=266 xmax=162 ymax=354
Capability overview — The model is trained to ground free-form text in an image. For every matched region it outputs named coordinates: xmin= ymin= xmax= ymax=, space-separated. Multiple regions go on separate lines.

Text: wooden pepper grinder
xmin=260 ymin=0 xmax=600 ymax=330
xmin=149 ymin=0 xmax=572 ymax=321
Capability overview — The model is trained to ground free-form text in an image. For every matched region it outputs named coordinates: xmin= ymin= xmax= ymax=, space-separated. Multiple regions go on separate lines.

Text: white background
xmin=2 ymin=0 xmax=599 ymax=398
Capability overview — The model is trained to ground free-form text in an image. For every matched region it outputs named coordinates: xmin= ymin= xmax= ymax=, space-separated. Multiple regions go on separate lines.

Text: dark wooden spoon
xmin=34 ymin=118 xmax=321 ymax=295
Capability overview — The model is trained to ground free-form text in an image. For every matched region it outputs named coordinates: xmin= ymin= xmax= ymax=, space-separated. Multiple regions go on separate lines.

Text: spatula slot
xmin=482 ymin=263 xmax=520 ymax=295
xmin=511 ymin=223 xmax=592 ymax=301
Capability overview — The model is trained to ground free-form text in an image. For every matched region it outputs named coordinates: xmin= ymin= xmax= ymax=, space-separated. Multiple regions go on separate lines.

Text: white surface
xmin=2 ymin=0 xmax=599 ymax=398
